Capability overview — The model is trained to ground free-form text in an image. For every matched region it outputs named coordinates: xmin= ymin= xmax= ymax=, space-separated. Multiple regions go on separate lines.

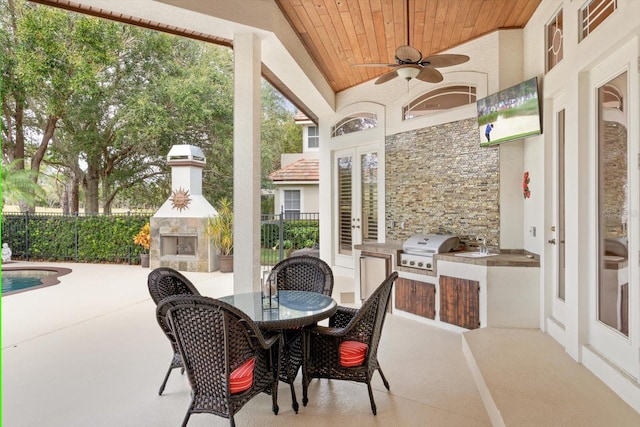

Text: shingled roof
xmin=269 ymin=158 xmax=319 ymax=182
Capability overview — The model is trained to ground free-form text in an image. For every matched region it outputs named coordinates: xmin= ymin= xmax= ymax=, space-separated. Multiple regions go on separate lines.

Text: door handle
xmin=548 ymin=239 xmax=556 ymax=245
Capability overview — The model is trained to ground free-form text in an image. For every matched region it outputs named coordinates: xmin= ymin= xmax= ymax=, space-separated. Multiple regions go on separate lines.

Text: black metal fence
xmin=1 ymin=211 xmax=320 ymax=267
xmin=1 ymin=212 xmax=151 ymax=264
xmin=260 ymin=212 xmax=319 ymax=266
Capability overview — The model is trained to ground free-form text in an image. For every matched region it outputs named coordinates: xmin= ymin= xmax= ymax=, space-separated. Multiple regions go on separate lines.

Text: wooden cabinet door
xmin=395 ymin=277 xmax=412 ymax=313
xmin=395 ymin=277 xmax=435 ymax=319
xmin=439 ymin=275 xmax=480 ymax=329
xmin=414 ymin=280 xmax=436 ymax=319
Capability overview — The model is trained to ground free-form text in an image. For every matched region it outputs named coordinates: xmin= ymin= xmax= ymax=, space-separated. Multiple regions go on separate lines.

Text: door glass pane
xmin=361 ymin=152 xmax=378 ymax=242
xmin=558 ymin=109 xmax=566 ymax=301
xmin=338 ymin=156 xmax=352 ymax=255
xmin=597 ymin=71 xmax=628 ymax=336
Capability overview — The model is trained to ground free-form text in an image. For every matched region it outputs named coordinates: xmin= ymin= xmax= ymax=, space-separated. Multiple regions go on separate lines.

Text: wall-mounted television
xmin=476 ymin=77 xmax=542 ymax=147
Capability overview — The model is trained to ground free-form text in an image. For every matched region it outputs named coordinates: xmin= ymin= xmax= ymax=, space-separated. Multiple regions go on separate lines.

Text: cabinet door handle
xmin=548 ymin=238 xmax=556 ymax=245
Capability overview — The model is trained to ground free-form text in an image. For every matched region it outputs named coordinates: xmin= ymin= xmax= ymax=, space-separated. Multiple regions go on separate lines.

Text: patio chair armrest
xmin=308 ymin=325 xmax=347 ymax=338
xmin=245 ymin=322 xmax=281 ymax=350
xmin=329 ymin=306 xmax=358 ymax=328
xmin=259 ymin=331 xmax=282 ymax=350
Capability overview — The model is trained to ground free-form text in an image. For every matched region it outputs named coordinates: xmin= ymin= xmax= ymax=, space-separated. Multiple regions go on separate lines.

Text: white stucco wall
xmin=273 ymin=184 xmax=320 ymax=215
xmin=523 ymin=0 xmax=640 ymax=412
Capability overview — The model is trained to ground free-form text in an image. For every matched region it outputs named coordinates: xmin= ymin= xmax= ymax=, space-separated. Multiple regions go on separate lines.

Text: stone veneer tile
xmin=386 ymin=118 xmax=500 ymax=247
xmin=149 ymin=216 xmax=215 ymax=272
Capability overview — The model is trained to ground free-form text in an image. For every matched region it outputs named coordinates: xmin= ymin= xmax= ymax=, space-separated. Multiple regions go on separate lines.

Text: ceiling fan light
xmin=397 ymin=65 xmax=421 ymax=81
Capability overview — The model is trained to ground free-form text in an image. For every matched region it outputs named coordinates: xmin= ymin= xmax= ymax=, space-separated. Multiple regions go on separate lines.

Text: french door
xmin=550 ymin=97 xmax=567 ymax=330
xmin=334 ymin=146 xmax=379 ymax=270
xmin=589 ymin=39 xmax=638 ymax=378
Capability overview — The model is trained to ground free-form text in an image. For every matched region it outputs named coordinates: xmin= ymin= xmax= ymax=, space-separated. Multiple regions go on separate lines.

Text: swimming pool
xmin=1 ymin=267 xmax=72 ymax=295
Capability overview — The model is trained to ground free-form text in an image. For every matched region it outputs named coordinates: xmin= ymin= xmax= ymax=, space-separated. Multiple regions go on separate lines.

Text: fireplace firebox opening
xmin=161 ymin=235 xmax=197 ymax=257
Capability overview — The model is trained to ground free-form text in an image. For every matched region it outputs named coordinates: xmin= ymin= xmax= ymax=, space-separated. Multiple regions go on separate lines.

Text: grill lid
xmin=403 ymin=234 xmax=460 ymax=255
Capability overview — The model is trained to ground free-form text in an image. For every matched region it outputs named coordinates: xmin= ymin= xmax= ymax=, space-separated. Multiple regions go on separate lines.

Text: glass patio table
xmin=219 ymin=290 xmax=337 ymax=331
xmin=220 ymin=289 xmax=337 ymax=413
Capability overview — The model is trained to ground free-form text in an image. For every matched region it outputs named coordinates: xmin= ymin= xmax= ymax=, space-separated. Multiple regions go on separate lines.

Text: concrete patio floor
xmin=2 ymin=261 xmax=639 ymax=426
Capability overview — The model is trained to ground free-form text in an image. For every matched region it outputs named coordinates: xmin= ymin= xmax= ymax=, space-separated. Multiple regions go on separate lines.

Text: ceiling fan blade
xmin=375 ymin=70 xmax=399 ymax=85
xmin=421 ymin=54 xmax=470 ymax=68
xmin=352 ymin=63 xmax=397 ymax=68
xmin=415 ymin=66 xmax=443 ymax=83
xmin=395 ymin=45 xmax=422 ymax=63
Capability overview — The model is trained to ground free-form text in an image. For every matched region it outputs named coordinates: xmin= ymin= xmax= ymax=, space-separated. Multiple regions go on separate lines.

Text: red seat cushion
xmin=230 ymin=357 xmax=255 ymax=394
xmin=339 ymin=341 xmax=368 ymax=367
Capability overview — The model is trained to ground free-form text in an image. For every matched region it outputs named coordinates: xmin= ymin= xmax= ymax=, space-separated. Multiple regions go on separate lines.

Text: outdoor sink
xmin=454 ymin=252 xmax=499 ymax=258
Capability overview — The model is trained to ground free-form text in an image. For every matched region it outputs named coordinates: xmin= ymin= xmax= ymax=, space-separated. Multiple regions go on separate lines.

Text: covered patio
xmin=3 ymin=262 xmax=639 ymax=426
xmin=6 ymin=0 xmax=640 ymax=421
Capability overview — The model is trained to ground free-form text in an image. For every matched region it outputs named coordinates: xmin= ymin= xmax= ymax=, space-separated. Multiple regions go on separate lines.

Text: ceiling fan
xmin=353 ymin=0 xmax=469 ymax=85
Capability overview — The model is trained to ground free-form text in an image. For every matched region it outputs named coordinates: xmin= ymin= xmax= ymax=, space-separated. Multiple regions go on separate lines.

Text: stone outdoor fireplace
xmin=149 ymin=145 xmax=219 ymax=272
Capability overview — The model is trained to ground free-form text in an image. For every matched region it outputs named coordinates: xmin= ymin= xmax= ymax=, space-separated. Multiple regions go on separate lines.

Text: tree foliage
xmin=0 ymin=158 xmax=46 ymax=210
xmin=261 ymin=81 xmax=302 ymax=189
xmin=1 ymin=0 xmax=300 ymax=214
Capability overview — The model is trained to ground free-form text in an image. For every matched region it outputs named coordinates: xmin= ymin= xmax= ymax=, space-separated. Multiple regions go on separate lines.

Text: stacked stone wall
xmin=385 ymin=118 xmax=500 ymax=248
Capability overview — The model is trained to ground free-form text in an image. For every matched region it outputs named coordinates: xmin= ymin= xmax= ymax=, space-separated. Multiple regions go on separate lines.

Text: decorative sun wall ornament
xmin=523 ymin=171 xmax=531 ymax=199
xmin=170 ymin=187 xmax=192 ymax=212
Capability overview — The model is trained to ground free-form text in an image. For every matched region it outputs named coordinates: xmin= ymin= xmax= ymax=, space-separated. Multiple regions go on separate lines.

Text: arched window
xmin=331 ymin=112 xmax=377 ymax=137
xmin=403 ymin=85 xmax=476 ymax=120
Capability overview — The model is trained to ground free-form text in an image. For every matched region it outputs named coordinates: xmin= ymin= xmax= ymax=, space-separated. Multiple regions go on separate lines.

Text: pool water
xmin=2 ymin=270 xmax=55 ymax=293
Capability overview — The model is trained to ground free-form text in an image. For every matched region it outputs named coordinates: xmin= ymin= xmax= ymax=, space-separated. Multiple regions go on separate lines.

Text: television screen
xmin=476 ymin=77 xmax=542 ymax=146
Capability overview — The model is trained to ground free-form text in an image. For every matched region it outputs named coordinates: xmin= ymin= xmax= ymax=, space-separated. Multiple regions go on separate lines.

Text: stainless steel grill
xmin=399 ymin=234 xmax=460 ymax=271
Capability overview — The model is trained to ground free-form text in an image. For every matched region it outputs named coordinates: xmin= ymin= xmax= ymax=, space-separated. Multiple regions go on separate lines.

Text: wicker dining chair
xmin=302 ymin=271 xmax=398 ymax=415
xmin=147 ymin=267 xmax=201 ymax=395
xmin=266 ymin=255 xmax=334 ymax=413
xmin=161 ymin=295 xmax=281 ymax=427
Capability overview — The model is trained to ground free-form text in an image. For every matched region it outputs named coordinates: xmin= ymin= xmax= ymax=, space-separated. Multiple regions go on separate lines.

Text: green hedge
xmin=1 ymin=213 xmax=320 ymax=265
xmin=283 ymin=220 xmax=319 ymax=249
xmin=260 ymin=219 xmax=319 ymax=250
xmin=1 ymin=213 xmax=150 ymax=264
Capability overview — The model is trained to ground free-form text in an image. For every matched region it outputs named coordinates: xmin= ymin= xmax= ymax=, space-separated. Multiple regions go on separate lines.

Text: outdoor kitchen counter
xmin=435 ymin=251 xmax=540 ymax=268
xmin=357 ymin=243 xmax=541 ymax=330
xmin=355 ymin=243 xmax=540 ymax=269
xmin=354 ymin=242 xmax=402 ymax=255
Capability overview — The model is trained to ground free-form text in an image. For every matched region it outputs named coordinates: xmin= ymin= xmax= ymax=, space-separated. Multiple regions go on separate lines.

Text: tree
xmin=259 ymin=82 xmax=301 ymax=213
xmin=260 ymin=81 xmax=301 ymax=187
xmin=159 ymin=44 xmax=235 ymax=205
xmin=0 ymin=159 xmax=45 ymax=210
xmin=1 ymin=0 xmax=300 ymax=214
xmin=1 ymin=0 xmax=120 ymax=211
xmin=1 ymin=0 xmax=26 ymax=170
xmin=57 ymin=25 xmax=184 ymax=213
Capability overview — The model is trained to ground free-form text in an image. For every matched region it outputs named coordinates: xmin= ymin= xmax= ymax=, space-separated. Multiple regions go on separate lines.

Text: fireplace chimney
xmin=150 ymin=145 xmax=219 ymax=272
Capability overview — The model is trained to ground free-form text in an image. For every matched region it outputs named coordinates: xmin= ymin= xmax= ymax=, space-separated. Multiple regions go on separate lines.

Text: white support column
xmin=233 ymin=33 xmax=262 ymax=293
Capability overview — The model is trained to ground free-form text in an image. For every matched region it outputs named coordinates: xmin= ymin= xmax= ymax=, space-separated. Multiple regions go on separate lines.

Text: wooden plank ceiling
xmin=276 ymin=0 xmax=541 ymax=93
xmin=31 ymin=0 xmax=541 ymax=98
